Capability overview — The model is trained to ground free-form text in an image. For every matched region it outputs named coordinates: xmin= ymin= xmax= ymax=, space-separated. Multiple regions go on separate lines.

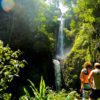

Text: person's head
xmin=94 ymin=62 xmax=100 ymax=69
xmin=83 ymin=61 xmax=91 ymax=69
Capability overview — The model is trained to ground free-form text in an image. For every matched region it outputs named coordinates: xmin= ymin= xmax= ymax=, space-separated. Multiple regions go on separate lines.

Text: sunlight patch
xmin=1 ymin=0 xmax=15 ymax=13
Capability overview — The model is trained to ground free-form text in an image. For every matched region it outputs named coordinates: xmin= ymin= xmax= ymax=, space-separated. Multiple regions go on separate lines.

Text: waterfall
xmin=53 ymin=13 xmax=65 ymax=90
xmin=53 ymin=2 xmax=68 ymax=90
xmin=56 ymin=14 xmax=64 ymax=59
xmin=53 ymin=59 xmax=61 ymax=90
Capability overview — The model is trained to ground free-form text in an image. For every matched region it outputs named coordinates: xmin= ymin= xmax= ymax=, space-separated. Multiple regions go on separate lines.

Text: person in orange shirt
xmin=80 ymin=62 xmax=93 ymax=99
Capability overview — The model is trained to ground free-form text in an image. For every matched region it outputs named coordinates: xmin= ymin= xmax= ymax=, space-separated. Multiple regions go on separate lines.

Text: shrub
xmin=0 ymin=40 xmax=26 ymax=99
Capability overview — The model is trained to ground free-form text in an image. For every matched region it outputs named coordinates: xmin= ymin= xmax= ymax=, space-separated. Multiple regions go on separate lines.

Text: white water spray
xmin=53 ymin=14 xmax=64 ymax=90
xmin=53 ymin=59 xmax=61 ymax=90
xmin=53 ymin=2 xmax=68 ymax=90
xmin=56 ymin=14 xmax=64 ymax=59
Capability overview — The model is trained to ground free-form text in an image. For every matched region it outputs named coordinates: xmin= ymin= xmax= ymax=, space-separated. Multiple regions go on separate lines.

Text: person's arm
xmin=80 ymin=71 xmax=84 ymax=92
xmin=88 ymin=71 xmax=93 ymax=88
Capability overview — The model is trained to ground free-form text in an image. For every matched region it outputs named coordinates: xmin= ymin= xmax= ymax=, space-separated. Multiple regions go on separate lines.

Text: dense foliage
xmin=0 ymin=40 xmax=26 ymax=99
xmin=0 ymin=0 xmax=59 ymax=96
xmin=63 ymin=0 xmax=100 ymax=89
xmin=19 ymin=77 xmax=67 ymax=100
xmin=0 ymin=0 xmax=100 ymax=99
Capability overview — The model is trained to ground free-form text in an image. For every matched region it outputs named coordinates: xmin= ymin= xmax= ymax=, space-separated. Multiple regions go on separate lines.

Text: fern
xmin=23 ymin=87 xmax=31 ymax=99
xmin=28 ymin=76 xmax=47 ymax=100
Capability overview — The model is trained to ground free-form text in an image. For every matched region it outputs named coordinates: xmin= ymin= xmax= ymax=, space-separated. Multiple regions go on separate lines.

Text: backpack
xmin=83 ymin=68 xmax=89 ymax=75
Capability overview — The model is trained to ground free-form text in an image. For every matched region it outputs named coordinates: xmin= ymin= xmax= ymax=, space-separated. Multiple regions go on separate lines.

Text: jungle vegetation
xmin=0 ymin=0 xmax=100 ymax=99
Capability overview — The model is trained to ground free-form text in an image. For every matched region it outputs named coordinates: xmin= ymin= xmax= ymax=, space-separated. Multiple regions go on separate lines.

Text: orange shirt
xmin=80 ymin=68 xmax=92 ymax=84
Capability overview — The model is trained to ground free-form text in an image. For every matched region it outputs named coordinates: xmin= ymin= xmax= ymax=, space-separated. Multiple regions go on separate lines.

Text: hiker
xmin=80 ymin=61 xmax=93 ymax=99
xmin=88 ymin=62 xmax=100 ymax=100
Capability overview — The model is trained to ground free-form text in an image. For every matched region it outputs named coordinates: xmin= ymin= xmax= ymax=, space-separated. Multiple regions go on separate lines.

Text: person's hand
xmin=80 ymin=88 xmax=83 ymax=93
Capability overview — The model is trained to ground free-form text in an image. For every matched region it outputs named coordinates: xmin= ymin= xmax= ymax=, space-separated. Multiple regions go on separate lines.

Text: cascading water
xmin=56 ymin=14 xmax=64 ymax=59
xmin=53 ymin=59 xmax=61 ymax=90
xmin=53 ymin=15 xmax=64 ymax=90
xmin=53 ymin=3 xmax=67 ymax=90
